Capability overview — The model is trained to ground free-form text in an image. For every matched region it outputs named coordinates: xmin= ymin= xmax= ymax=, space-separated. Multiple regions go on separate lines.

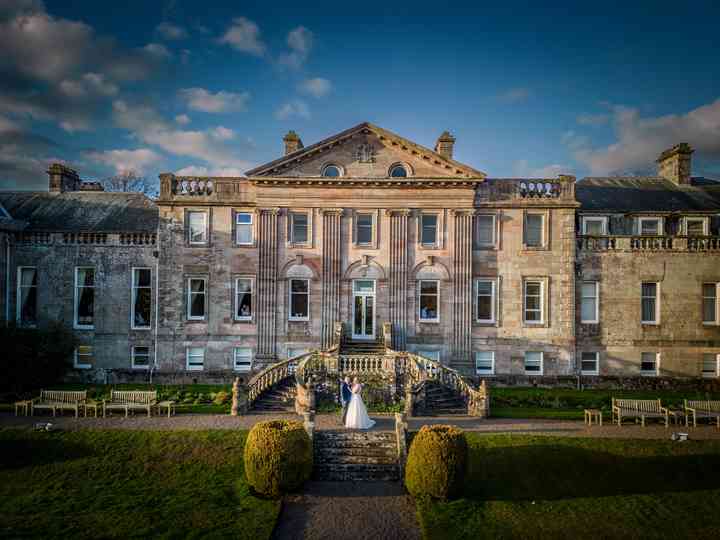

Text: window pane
xmin=581 ymin=299 xmax=596 ymax=322
xmin=420 ymin=281 xmax=438 ymax=295
xmin=640 ymin=352 xmax=656 ymax=373
xmin=641 ymin=298 xmax=656 ymax=322
xmin=703 ymin=284 xmax=717 ymax=323
xmin=189 ymin=212 xmax=206 ymax=243
xmin=357 ymin=214 xmax=373 ymax=244
xmin=419 ymin=281 xmax=438 ymax=320
xmin=78 ymin=268 xmax=94 ymax=287
xmin=292 ymin=214 xmax=308 ymax=243
xmin=581 ymin=352 xmax=598 ymax=373
xmin=291 ymin=279 xmax=308 ymax=293
xmin=190 ymin=279 xmax=205 ymax=293
xmin=641 ymin=283 xmax=656 ymax=297
xmin=584 ymin=219 xmax=604 ymax=235
xmin=524 ymin=352 xmax=542 ymax=372
xmin=135 ymin=268 xmax=151 ymax=287
xmin=687 ymin=220 xmax=705 ymax=236
xmin=190 ymin=294 xmax=205 ymax=318
xmin=236 ymin=213 xmax=252 ymax=225
xmin=581 ymin=282 xmax=596 ymax=298
xmin=133 ymin=347 xmax=150 ymax=367
xmin=477 ymin=215 xmax=494 ymax=245
xmin=525 ymin=215 xmax=543 ymax=246
xmin=19 ymin=268 xmax=37 ymax=325
xmin=234 ymin=348 xmax=253 ymax=371
xmin=133 ymin=287 xmax=152 ymax=327
xmin=237 ymin=224 xmax=252 ymax=244
xmin=291 ymin=292 xmax=309 ymax=318
xmin=20 ymin=268 xmax=38 ymax=287
xmin=77 ymin=286 xmax=94 ymax=326
xmin=702 ymin=354 xmax=718 ymax=377
xmin=390 ymin=165 xmax=407 ymax=177
xmin=640 ymin=219 xmax=659 ymax=235
xmin=476 ymin=281 xmax=493 ymax=321
xmin=476 ymin=352 xmax=494 ymax=374
xmin=421 ymin=215 xmax=437 ymax=245
xmin=236 ymin=279 xmax=252 ymax=318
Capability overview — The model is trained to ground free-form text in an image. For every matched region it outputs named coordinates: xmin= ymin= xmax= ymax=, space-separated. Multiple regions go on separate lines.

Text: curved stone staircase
xmin=420 ymin=379 xmax=467 ymax=415
xmin=251 ymin=376 xmax=296 ymax=413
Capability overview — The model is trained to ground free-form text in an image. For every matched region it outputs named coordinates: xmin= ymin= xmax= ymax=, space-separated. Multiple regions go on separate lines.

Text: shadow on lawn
xmin=0 ymin=435 xmax=91 ymax=470
xmin=465 ymin=444 xmax=720 ymax=501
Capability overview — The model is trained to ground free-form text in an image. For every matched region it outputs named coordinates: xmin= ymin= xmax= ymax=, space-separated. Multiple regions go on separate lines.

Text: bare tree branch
xmin=100 ymin=170 xmax=158 ymax=198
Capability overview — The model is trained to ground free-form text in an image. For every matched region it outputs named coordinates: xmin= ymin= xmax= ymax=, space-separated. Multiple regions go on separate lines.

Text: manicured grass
xmin=0 ymin=429 xmax=280 ymax=539
xmin=416 ymin=434 xmax=720 ymax=539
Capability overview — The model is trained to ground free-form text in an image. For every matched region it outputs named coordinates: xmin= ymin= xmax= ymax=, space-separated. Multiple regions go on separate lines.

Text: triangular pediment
xmin=245 ymin=122 xmax=486 ymax=179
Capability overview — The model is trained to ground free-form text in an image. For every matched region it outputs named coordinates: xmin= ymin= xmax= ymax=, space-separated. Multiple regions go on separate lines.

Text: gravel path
xmin=3 ymin=412 xmax=720 ymax=439
xmin=271 ymin=481 xmax=421 ymax=540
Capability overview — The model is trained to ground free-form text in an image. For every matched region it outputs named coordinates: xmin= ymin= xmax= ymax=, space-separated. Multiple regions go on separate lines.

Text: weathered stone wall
xmin=576 ymin=247 xmax=720 ymax=377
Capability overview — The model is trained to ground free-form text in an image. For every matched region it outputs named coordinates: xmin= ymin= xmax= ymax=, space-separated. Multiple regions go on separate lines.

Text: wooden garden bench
xmin=612 ymin=398 xmax=669 ymax=427
xmin=684 ymin=400 xmax=720 ymax=429
xmin=31 ymin=390 xmax=87 ymax=418
xmin=103 ymin=390 xmax=157 ymax=418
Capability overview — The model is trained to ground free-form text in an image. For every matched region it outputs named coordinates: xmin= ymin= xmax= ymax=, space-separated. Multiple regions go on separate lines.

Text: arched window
xmin=322 ymin=164 xmax=342 ymax=177
xmin=389 ymin=164 xmax=408 ymax=177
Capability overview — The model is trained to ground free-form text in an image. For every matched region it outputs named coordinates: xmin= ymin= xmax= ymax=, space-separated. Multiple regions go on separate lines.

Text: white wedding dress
xmin=345 ymin=384 xmax=376 ymax=429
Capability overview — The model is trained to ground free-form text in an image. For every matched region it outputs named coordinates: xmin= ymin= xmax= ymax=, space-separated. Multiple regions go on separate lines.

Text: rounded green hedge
xmin=244 ymin=420 xmax=312 ymax=497
xmin=404 ymin=424 xmax=467 ymax=500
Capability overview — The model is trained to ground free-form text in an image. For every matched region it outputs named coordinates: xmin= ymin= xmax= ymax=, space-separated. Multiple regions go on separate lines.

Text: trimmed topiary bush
xmin=405 ymin=424 xmax=467 ymax=500
xmin=244 ymin=420 xmax=312 ymax=498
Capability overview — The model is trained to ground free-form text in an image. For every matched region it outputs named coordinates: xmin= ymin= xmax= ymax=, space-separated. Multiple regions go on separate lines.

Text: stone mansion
xmin=1 ymin=122 xmax=719 ymax=383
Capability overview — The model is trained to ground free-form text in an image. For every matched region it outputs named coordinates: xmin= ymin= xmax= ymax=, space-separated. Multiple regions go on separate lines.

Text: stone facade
xmin=0 ymin=122 xmax=719 ymax=384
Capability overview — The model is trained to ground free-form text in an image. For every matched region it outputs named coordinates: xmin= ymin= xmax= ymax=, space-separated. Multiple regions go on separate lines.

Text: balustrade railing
xmin=578 ymin=235 xmax=720 ymax=252
xmin=338 ymin=355 xmax=384 ymax=373
xmin=246 ymin=353 xmax=311 ymax=406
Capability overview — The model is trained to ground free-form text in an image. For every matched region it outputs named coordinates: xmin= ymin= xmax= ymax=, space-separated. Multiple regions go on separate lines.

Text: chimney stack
xmin=435 ymin=131 xmax=456 ymax=160
xmin=657 ymin=143 xmax=693 ymax=185
xmin=47 ymin=163 xmax=80 ymax=193
xmin=283 ymin=130 xmax=303 ymax=155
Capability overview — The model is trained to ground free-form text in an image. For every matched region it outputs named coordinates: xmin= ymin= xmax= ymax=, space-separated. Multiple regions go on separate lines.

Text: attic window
xmin=389 ymin=164 xmax=408 ymax=178
xmin=322 ymin=164 xmax=342 ymax=177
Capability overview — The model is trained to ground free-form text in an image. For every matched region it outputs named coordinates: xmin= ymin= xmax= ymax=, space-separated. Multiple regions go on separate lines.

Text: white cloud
xmin=179 ymin=87 xmax=250 ymax=113
xmin=278 ymin=26 xmax=313 ymax=69
xmin=576 ymin=113 xmax=609 ymax=126
xmin=143 ymin=42 xmax=171 ymax=59
xmin=298 ymin=77 xmax=331 ymax=98
xmin=498 ymin=88 xmax=531 ymax=104
xmin=112 ymin=100 xmax=253 ymax=169
xmin=571 ymin=99 xmax=720 ymax=175
xmin=85 ymin=148 xmax=162 ymax=174
xmin=156 ymin=21 xmax=187 ymax=40
xmin=513 ymin=159 xmax=573 ymax=178
xmin=175 ymin=165 xmax=246 ymax=177
xmin=219 ymin=17 xmax=266 ymax=56
xmin=175 ymin=113 xmax=190 ymax=125
xmin=274 ymin=100 xmax=310 ymax=120
xmin=59 ymin=72 xmax=118 ymax=98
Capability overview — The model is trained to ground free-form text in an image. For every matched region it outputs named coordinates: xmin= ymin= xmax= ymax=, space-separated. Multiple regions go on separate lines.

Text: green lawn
xmin=416 ymin=434 xmax=720 ymax=539
xmin=0 ymin=429 xmax=279 ymax=539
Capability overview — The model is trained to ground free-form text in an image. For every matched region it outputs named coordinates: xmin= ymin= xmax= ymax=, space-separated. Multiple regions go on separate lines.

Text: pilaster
xmin=257 ymin=208 xmax=280 ymax=361
xmin=387 ymin=209 xmax=410 ymax=350
xmin=452 ymin=209 xmax=474 ymax=367
xmin=321 ymin=208 xmax=343 ymax=349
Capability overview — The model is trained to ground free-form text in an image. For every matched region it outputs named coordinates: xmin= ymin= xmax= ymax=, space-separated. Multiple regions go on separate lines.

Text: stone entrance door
xmin=352 ymin=279 xmax=376 ymax=340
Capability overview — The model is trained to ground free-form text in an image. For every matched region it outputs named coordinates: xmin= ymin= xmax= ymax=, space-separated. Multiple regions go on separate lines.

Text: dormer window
xmin=582 ymin=216 xmax=608 ymax=236
xmin=321 ymin=164 xmax=342 ymax=177
xmin=638 ymin=217 xmax=662 ymax=236
xmin=389 ymin=163 xmax=408 ymax=178
xmin=684 ymin=217 xmax=708 ymax=236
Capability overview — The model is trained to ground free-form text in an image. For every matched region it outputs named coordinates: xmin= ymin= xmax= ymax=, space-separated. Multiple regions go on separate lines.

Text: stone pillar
xmin=452 ymin=209 xmax=474 ymax=369
xmin=257 ymin=208 xmax=280 ymax=362
xmin=387 ymin=209 xmax=410 ymax=350
xmin=321 ymin=209 xmax=343 ymax=350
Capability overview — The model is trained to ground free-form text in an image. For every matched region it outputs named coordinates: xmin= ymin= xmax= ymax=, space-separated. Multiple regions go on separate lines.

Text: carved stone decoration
xmin=354 ymin=143 xmax=377 ymax=163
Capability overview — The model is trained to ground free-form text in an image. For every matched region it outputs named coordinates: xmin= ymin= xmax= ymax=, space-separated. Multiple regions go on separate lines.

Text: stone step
xmin=253 ymin=403 xmax=294 ymax=411
xmin=314 ymin=432 xmax=396 ymax=442
xmin=313 ymin=464 xmax=399 ymax=482
xmin=315 ymin=454 xmax=397 ymax=465
xmin=425 ymin=408 xmax=467 ymax=415
xmin=316 ymin=446 xmax=397 ymax=459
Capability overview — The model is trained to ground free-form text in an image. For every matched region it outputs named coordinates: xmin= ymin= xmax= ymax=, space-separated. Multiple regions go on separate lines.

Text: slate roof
xmin=0 ymin=191 xmax=158 ymax=232
xmin=576 ymin=177 xmax=720 ymax=213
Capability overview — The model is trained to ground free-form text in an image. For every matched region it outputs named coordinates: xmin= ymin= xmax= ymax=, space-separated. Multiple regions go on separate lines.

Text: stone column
xmin=452 ymin=209 xmax=474 ymax=368
xmin=321 ymin=208 xmax=343 ymax=350
xmin=387 ymin=209 xmax=410 ymax=350
xmin=257 ymin=208 xmax=280 ymax=361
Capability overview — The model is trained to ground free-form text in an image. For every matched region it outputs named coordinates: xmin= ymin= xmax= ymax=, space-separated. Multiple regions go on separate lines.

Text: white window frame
xmin=475 ymin=351 xmax=495 ymax=376
xmin=233 ymin=347 xmax=253 ymax=372
xmin=702 ymin=282 xmax=719 ymax=325
xmin=235 ymin=211 xmax=254 ymax=245
xmin=187 ymin=277 xmax=207 ymax=321
xmin=638 ymin=217 xmax=662 ymax=236
xmin=290 ymin=212 xmax=310 ymax=245
xmin=524 ymin=351 xmax=544 ymax=376
xmin=186 ymin=347 xmax=205 ymax=371
xmin=188 ymin=210 xmax=208 ymax=245
xmin=74 ymin=346 xmax=93 ymax=370
xmin=523 ymin=213 xmax=545 ymax=248
xmin=288 ymin=278 xmax=310 ymax=321
xmin=74 ymin=267 xmax=95 ymax=330
xmin=418 ymin=279 xmax=440 ymax=323
xmin=684 ymin=216 xmax=708 ymax=236
xmin=234 ymin=277 xmax=254 ymax=321
xmin=475 ymin=278 xmax=497 ymax=324
xmin=640 ymin=352 xmax=659 ymax=377
xmin=476 ymin=214 xmax=497 ymax=247
xmin=582 ymin=216 xmax=608 ymax=236
xmin=131 ymin=267 xmax=152 ymax=330
xmin=580 ymin=281 xmax=599 ymax=324
xmin=420 ymin=213 xmax=439 ymax=247
xmin=131 ymin=345 xmax=151 ymax=370
xmin=16 ymin=266 xmax=38 ymax=327
xmin=702 ymin=353 xmax=720 ymax=378
xmin=641 ymin=282 xmax=660 ymax=325
xmin=355 ymin=212 xmax=375 ymax=247
xmin=580 ymin=351 xmax=599 ymax=376
xmin=523 ymin=280 xmax=544 ymax=325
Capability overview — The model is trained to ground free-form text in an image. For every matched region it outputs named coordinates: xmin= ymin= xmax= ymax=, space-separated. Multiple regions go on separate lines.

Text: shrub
xmin=405 ymin=424 xmax=467 ymax=500
xmin=244 ymin=420 xmax=312 ymax=498
xmin=213 ymin=391 xmax=230 ymax=405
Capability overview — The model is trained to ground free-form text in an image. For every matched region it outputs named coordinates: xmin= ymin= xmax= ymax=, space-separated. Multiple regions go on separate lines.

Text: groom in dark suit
xmin=340 ymin=376 xmax=352 ymax=425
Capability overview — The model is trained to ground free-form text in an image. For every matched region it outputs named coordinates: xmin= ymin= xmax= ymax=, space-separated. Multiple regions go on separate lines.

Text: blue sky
xmin=1 ymin=0 xmax=719 ymax=190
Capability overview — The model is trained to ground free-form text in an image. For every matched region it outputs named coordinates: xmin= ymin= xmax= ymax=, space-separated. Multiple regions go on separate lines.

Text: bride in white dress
xmin=345 ymin=377 xmax=376 ymax=430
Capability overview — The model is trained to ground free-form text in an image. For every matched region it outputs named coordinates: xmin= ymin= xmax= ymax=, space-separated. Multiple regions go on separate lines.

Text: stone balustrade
xmin=577 ymin=235 xmax=720 ymax=252
xmin=14 ymin=231 xmax=157 ymax=247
